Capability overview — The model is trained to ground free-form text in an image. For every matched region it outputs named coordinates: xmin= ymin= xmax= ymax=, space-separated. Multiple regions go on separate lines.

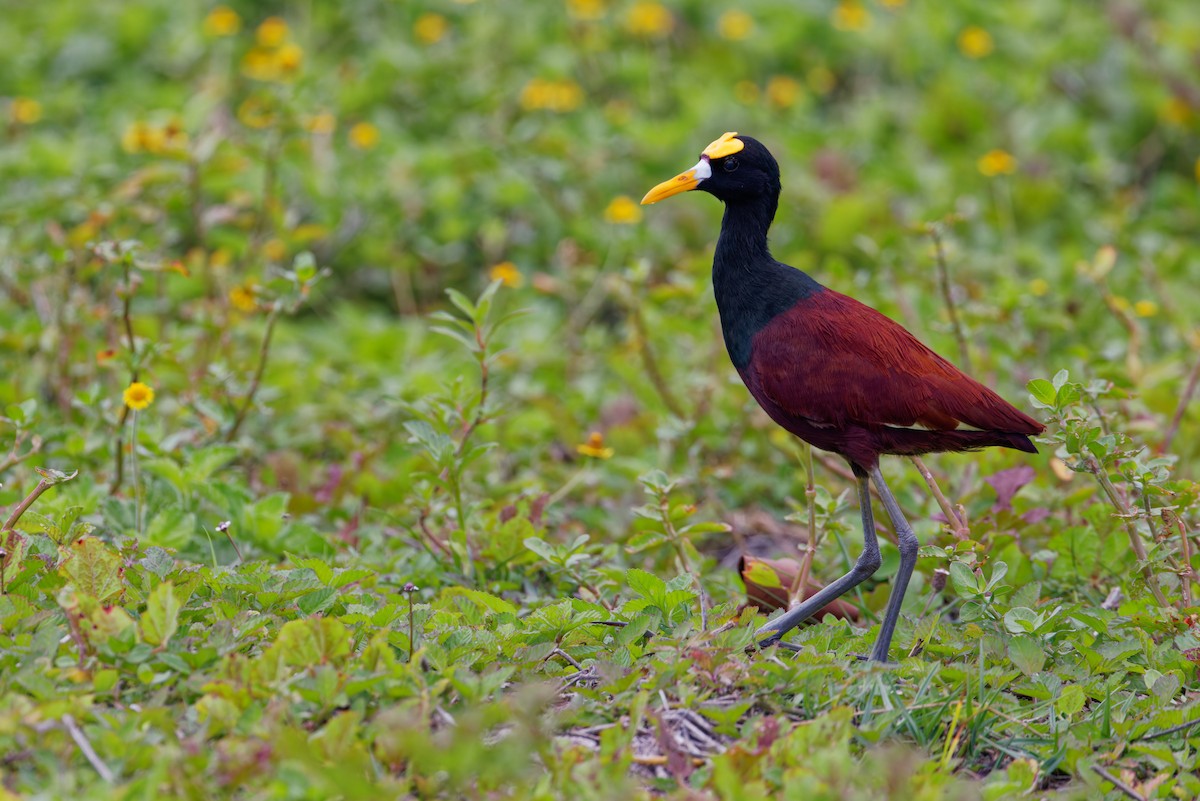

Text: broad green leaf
xmin=60 ymin=537 xmax=124 ymax=603
xmin=742 ymin=559 xmax=783 ymax=589
xmin=1056 ymin=684 xmax=1086 ymax=716
xmin=1009 ymin=635 xmax=1045 ymax=677
xmin=141 ymin=581 xmax=182 ymax=647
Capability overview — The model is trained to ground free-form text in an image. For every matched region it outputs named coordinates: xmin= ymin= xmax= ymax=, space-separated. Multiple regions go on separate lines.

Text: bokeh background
xmin=2 ymin=1 xmax=1200 ymax=797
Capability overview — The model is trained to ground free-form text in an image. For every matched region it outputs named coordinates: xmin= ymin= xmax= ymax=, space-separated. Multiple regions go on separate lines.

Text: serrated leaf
xmin=1056 ymin=684 xmax=1086 ymax=716
xmin=445 ymin=587 xmax=517 ymax=616
xmin=60 ymin=537 xmax=124 ymax=603
xmin=626 ymin=568 xmax=666 ymax=606
xmin=274 ymin=618 xmax=351 ymax=667
xmin=141 ymin=581 xmax=181 ymax=647
xmin=624 ymin=530 xmax=667 ymax=554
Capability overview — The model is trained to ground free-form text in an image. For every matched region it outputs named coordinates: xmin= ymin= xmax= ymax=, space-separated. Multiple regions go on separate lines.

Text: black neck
xmin=710 ymin=191 xmax=823 ymax=370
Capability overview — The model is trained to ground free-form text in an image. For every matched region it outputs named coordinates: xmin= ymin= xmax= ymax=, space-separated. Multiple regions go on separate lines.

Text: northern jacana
xmin=642 ymin=132 xmax=1043 ymax=662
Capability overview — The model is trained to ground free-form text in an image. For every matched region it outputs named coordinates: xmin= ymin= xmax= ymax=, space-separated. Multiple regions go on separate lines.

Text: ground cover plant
xmin=1 ymin=0 xmax=1199 ymax=798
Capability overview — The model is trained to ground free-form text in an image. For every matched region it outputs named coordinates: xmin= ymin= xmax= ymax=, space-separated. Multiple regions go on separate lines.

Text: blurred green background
xmin=2 ymin=1 xmax=1200 ymax=798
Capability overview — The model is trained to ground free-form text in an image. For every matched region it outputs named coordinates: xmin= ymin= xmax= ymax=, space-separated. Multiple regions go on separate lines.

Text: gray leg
xmin=756 ymin=476 xmax=881 ymax=646
xmin=867 ymin=466 xmax=919 ymax=663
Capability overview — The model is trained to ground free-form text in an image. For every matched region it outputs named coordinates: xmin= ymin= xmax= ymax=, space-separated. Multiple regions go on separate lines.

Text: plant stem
xmin=790 ymin=444 xmax=819 ymax=606
xmin=132 ymin=411 xmax=143 ymax=537
xmin=908 ymin=456 xmax=969 ymax=540
xmin=2 ymin=477 xmax=55 ymax=533
xmin=1160 ymin=349 xmax=1200 ymax=455
xmin=111 ymin=260 xmax=140 ymax=495
xmin=1087 ymin=456 xmax=1169 ymax=608
xmin=225 ymin=303 xmax=280 ymax=442
xmin=927 ymin=224 xmax=972 ymax=373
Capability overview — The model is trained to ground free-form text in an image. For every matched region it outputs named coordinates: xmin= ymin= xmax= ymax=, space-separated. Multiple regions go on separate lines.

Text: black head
xmin=641 ymin=132 xmax=781 ymax=207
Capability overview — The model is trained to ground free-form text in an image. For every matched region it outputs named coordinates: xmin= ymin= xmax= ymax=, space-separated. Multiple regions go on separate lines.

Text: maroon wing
xmin=748 ymin=290 xmax=1043 ymax=436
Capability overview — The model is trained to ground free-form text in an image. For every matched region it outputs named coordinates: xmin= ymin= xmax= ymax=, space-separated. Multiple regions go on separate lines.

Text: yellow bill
xmin=641 ymin=132 xmax=744 ymax=205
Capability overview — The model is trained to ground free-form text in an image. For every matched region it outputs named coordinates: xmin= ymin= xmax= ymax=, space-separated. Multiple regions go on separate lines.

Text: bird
xmin=641 ymin=132 xmax=1044 ymax=662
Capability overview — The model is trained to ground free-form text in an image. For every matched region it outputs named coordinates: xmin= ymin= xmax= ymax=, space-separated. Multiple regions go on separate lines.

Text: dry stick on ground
xmin=225 ymin=303 xmax=281 ymax=442
xmin=1086 ymin=455 xmax=1170 ymax=608
xmin=908 ymin=456 xmax=969 ymax=540
xmin=926 ymin=223 xmax=972 ymax=374
xmin=789 ymin=445 xmax=821 ymax=605
xmin=1091 ymin=765 xmax=1146 ymax=801
xmin=61 ymin=715 xmax=116 ymax=784
xmin=1161 ymin=350 xmax=1200 ymax=455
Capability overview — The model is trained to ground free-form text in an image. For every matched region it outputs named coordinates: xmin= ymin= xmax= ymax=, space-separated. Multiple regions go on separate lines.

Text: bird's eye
xmin=723 ymin=157 xmax=739 ymax=172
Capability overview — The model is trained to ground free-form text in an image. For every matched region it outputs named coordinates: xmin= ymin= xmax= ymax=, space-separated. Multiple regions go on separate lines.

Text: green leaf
xmin=1003 ymin=607 xmax=1039 ymax=634
xmin=949 ymin=561 xmax=980 ymax=596
xmin=141 ymin=581 xmax=182 ymax=647
xmin=1027 ymin=379 xmax=1057 ymax=408
xmin=1056 ymin=684 xmax=1086 ymax=716
xmin=625 ymin=568 xmax=666 ymax=607
xmin=1008 ymin=635 xmax=1045 ymax=677
xmin=274 ymin=618 xmax=351 ymax=667
xmin=444 ymin=587 xmax=517 ymax=616
xmin=60 ymin=537 xmax=124 ymax=603
xmin=742 ymin=559 xmax=783 ymax=589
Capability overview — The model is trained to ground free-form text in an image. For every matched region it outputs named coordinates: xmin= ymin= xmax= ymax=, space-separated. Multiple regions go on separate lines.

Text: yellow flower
xmin=1109 ymin=295 xmax=1131 ymax=313
xmin=263 ymin=239 xmax=287 ymax=262
xmin=237 ymin=96 xmax=277 ymax=129
xmin=229 ymin=284 xmax=258 ymax=312
xmin=414 ymin=12 xmax=449 ymax=43
xmin=957 ymin=26 xmax=994 ymax=59
xmin=519 ymin=79 xmax=583 ymax=112
xmin=625 ymin=2 xmax=673 ymax=37
xmin=256 ymin=17 xmax=289 ymax=47
xmin=832 ymin=1 xmax=870 ymax=32
xmin=489 ymin=261 xmax=523 ymax=288
xmin=306 ymin=111 xmax=336 ymax=135
xmin=275 ymin=42 xmax=303 ymax=75
xmin=203 ymin=6 xmax=241 ymax=37
xmin=1028 ymin=278 xmax=1049 ymax=297
xmin=123 ymin=382 xmax=155 ymax=411
xmin=567 ymin=0 xmax=606 ymax=20
xmin=1134 ymin=299 xmax=1159 ymax=318
xmin=765 ymin=76 xmax=803 ymax=109
xmin=604 ymin=195 xmax=642 ymax=224
xmin=978 ymin=149 xmax=1017 ymax=177
xmin=121 ymin=121 xmax=166 ymax=154
xmin=807 ymin=66 xmax=835 ymax=96
xmin=348 ymin=121 xmax=380 ymax=150
xmin=577 ymin=432 xmax=614 ymax=459
xmin=734 ymin=80 xmax=759 ymax=105
xmin=718 ymin=10 xmax=753 ymax=40
xmin=10 ymin=97 xmax=42 ymax=125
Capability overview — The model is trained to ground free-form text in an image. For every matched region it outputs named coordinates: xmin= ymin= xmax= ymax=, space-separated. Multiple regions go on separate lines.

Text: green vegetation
xmin=2 ymin=1 xmax=1199 ymax=798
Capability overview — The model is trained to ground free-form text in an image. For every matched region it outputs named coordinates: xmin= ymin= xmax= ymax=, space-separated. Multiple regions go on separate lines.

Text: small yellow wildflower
xmin=489 ymin=262 xmax=523 ymax=288
xmin=263 ymin=239 xmax=287 ymax=262
xmin=306 ymin=111 xmax=336 ymax=135
xmin=807 ymin=66 xmax=835 ymax=95
xmin=1028 ymin=278 xmax=1049 ymax=297
xmin=577 ymin=432 xmax=614 ymax=459
xmin=765 ymin=76 xmax=803 ymax=109
xmin=734 ymin=80 xmax=760 ymax=105
xmin=275 ymin=42 xmax=303 ymax=75
xmin=567 ymin=0 xmax=606 ymax=20
xmin=256 ymin=17 xmax=289 ymax=48
xmin=414 ymin=12 xmax=449 ymax=44
xmin=203 ymin=6 xmax=241 ymax=37
xmin=717 ymin=10 xmax=753 ymax=40
xmin=1160 ymin=98 xmax=1190 ymax=126
xmin=229 ymin=284 xmax=257 ymax=312
xmin=977 ymin=149 xmax=1017 ymax=177
xmin=121 ymin=121 xmax=166 ymax=154
xmin=237 ymin=96 xmax=277 ymax=129
xmin=10 ymin=97 xmax=42 ymax=125
xmin=1134 ymin=299 xmax=1159 ymax=318
xmin=604 ymin=195 xmax=642 ymax=224
xmin=348 ymin=121 xmax=380 ymax=150
xmin=519 ymin=79 xmax=584 ymax=112
xmin=625 ymin=2 xmax=673 ymax=37
xmin=831 ymin=1 xmax=870 ymax=32
xmin=957 ymin=26 xmax=994 ymax=59
xmin=123 ymin=382 xmax=155 ymax=411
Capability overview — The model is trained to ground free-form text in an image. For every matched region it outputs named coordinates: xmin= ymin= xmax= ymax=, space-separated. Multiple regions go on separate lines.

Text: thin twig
xmin=455 ymin=327 xmax=490 ymax=457
xmin=629 ymin=303 xmax=686 ymax=419
xmin=0 ymin=434 xmax=42 ymax=476
xmin=2 ymin=477 xmax=54 ymax=533
xmin=1138 ymin=717 xmax=1200 ymax=741
xmin=549 ymin=647 xmax=582 ymax=671
xmin=1090 ymin=765 xmax=1145 ymax=801
xmin=110 ymin=260 xmax=140 ymax=495
xmin=225 ymin=303 xmax=280 ymax=442
xmin=1087 ymin=456 xmax=1170 ymax=608
xmin=1164 ymin=510 xmax=1194 ymax=608
xmin=1161 ymin=350 xmax=1200 ymax=455
xmin=62 ymin=715 xmax=116 ymax=784
xmin=926 ymin=224 xmax=972 ymax=373
xmin=790 ymin=444 xmax=820 ymax=605
xmin=908 ymin=456 xmax=969 ymax=540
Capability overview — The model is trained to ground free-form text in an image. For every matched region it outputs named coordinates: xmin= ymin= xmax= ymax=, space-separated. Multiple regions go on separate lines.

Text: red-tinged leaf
xmin=985 ymin=465 xmax=1037 ymax=512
